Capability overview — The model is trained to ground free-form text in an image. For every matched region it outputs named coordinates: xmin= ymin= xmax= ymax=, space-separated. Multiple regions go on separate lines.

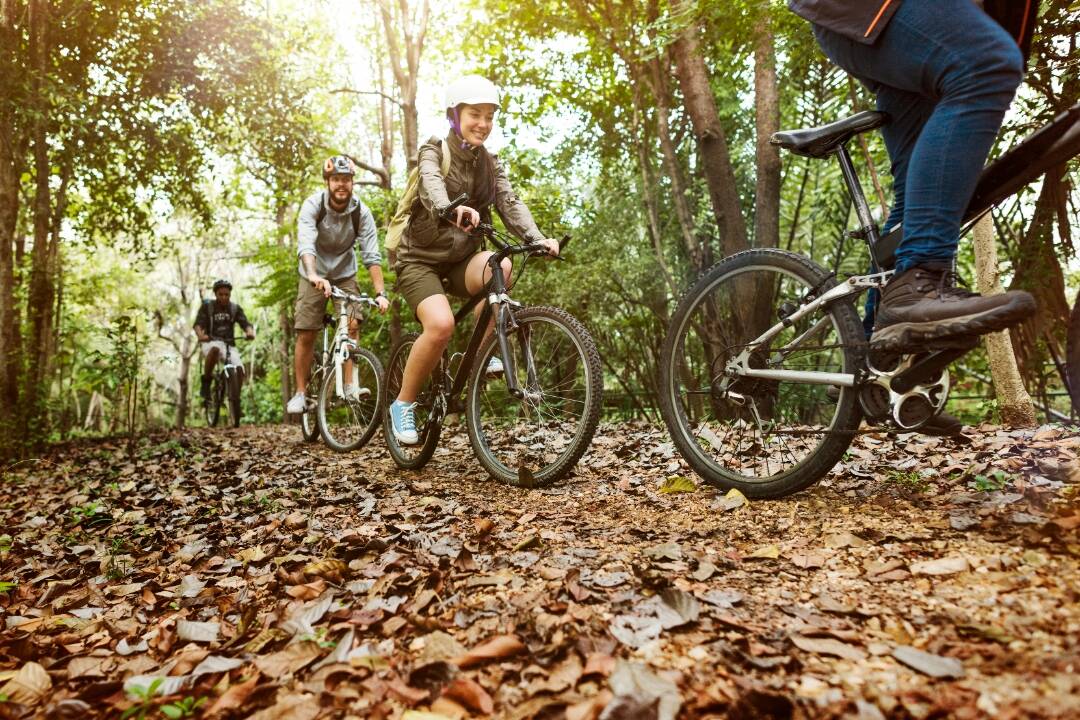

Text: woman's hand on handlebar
xmin=451 ymin=206 xmax=480 ymax=233
xmin=535 ymin=238 xmax=560 ymax=257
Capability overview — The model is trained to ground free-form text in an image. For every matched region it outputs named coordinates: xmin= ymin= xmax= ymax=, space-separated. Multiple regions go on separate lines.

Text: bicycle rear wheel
xmin=658 ymin=249 xmax=864 ymax=498
xmin=301 ymin=367 xmax=325 ymax=443
xmin=383 ymin=333 xmax=442 ymax=469
xmin=466 ymin=305 xmax=603 ymax=487
xmin=318 ymin=347 xmax=385 ymax=452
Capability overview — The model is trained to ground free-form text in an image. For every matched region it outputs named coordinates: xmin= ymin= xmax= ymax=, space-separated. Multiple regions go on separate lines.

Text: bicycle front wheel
xmin=384 ymin=333 xmax=443 ymax=469
xmin=658 ymin=249 xmax=864 ymax=498
xmin=318 ymin=347 xmax=385 ymax=452
xmin=205 ymin=375 xmax=221 ymax=427
xmin=466 ymin=305 xmax=603 ymax=487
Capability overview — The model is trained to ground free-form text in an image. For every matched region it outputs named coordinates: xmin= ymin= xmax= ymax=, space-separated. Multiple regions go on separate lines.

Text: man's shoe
xmin=914 ymin=411 xmax=963 ymax=438
xmin=871 ymin=263 xmax=1035 ymax=352
xmin=286 ymin=392 xmax=306 ymax=414
xmin=343 ymin=384 xmax=372 ymax=402
xmin=825 ymin=385 xmax=963 ymax=438
xmin=486 ymin=356 xmax=504 ymax=376
xmin=389 ymin=400 xmax=419 ymax=445
xmin=200 ymin=374 xmax=212 ymax=401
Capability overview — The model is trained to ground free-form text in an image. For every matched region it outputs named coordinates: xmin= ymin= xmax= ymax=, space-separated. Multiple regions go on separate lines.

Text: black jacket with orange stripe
xmin=788 ymin=0 xmax=1038 ymax=61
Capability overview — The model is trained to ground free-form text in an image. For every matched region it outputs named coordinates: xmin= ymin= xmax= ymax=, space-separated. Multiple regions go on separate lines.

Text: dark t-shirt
xmin=193 ymin=300 xmax=250 ymax=342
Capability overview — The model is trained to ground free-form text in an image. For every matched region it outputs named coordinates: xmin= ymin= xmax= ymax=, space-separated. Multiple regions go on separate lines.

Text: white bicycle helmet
xmin=444 ymin=75 xmax=501 ymax=110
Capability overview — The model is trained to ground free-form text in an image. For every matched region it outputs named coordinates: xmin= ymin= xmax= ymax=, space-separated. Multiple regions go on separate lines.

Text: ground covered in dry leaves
xmin=2 ymin=421 xmax=1079 ymax=719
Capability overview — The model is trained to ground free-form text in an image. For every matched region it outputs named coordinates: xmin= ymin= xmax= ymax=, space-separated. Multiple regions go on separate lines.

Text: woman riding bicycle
xmin=389 ymin=75 xmax=560 ymax=445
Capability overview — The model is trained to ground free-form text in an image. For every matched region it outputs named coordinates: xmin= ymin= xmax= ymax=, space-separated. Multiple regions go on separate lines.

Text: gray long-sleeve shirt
xmin=296 ymin=191 xmax=381 ymax=281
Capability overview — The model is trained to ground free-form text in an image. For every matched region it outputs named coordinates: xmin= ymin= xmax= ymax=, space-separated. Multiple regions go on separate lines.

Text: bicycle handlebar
xmin=328 ymin=285 xmax=379 ymax=307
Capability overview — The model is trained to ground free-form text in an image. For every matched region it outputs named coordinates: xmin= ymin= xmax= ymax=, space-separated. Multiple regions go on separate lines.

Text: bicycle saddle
xmin=771 ymin=111 xmax=890 ymax=158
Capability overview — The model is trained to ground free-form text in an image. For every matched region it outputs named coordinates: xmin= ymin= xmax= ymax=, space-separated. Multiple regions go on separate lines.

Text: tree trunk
xmin=177 ymin=343 xmax=192 ymax=429
xmin=753 ymin=5 xmax=780 ymax=249
xmin=647 ymin=55 xmax=705 ymax=275
xmin=972 ymin=215 xmax=1036 ymax=427
xmin=275 ymin=203 xmax=294 ymax=415
xmin=670 ymin=0 xmax=749 ymax=259
xmin=1008 ymin=165 xmax=1072 ymax=385
xmin=25 ymin=0 xmax=52 ymax=447
xmin=0 ymin=4 xmax=22 ymax=453
xmin=378 ymin=0 xmax=428 ymax=171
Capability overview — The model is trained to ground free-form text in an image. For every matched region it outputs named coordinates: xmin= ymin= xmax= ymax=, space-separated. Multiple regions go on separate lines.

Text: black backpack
xmin=315 ymin=192 xmax=363 ymax=242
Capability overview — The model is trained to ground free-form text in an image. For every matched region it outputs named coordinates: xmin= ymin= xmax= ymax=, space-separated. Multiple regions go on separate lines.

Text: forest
xmin=0 ymin=0 xmax=1076 ymax=458
xmin=2 ymin=1 xmax=1080 ymax=718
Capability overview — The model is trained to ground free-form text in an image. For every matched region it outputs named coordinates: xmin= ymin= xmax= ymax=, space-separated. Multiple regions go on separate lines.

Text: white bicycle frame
xmin=723 ymin=270 xmax=892 ymax=391
xmin=328 ymin=287 xmax=376 ymax=400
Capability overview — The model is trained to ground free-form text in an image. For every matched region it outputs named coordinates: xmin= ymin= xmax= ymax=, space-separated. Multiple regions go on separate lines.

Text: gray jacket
xmin=296 ymin=191 xmax=381 ymax=281
xmin=396 ymin=134 xmax=546 ymax=266
xmin=788 ymin=0 xmax=901 ymax=44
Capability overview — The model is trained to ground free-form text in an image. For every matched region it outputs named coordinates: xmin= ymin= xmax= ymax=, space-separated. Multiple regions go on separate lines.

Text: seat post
xmin=834 ymin=144 xmax=882 ymax=252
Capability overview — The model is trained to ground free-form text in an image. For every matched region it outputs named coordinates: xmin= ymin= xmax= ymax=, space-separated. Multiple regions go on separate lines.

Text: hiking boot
xmin=200 ymin=374 xmax=212 ymax=402
xmin=909 ymin=411 xmax=963 ymax=438
xmin=286 ymin=392 xmax=306 ymax=414
xmin=871 ymin=263 xmax=1035 ymax=352
xmin=390 ymin=400 xmax=418 ymax=445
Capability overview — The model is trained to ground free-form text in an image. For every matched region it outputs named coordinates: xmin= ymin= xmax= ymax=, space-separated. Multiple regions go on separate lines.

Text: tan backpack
xmin=385 ymin=138 xmax=451 ymax=251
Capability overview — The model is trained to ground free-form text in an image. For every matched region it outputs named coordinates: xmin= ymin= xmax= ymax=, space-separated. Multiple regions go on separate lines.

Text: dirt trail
xmin=1 ymin=422 xmax=1078 ymax=719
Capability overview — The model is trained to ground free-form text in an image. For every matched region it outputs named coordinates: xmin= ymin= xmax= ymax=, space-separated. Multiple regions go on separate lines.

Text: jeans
xmin=814 ymin=0 xmax=1024 ymax=275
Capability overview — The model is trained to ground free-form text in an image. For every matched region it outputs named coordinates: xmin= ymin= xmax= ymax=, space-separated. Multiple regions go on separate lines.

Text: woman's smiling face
xmin=459 ymin=103 xmax=496 ymax=147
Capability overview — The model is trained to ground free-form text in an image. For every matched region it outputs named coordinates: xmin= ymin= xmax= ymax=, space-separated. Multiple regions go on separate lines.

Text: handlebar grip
xmin=439 ymin=193 xmax=469 ymax=221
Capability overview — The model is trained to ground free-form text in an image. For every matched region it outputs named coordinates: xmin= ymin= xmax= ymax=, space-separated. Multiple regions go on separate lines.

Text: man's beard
xmin=328 ymin=187 xmax=350 ymax=210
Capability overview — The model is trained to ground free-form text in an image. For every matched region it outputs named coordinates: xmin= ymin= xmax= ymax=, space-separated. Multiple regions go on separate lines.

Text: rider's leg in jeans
xmin=815 ymin=0 xmax=1033 ymax=349
xmin=862 ymin=88 xmax=936 ymax=338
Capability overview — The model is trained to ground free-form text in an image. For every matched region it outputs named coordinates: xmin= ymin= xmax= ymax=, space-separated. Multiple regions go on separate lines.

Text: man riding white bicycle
xmin=194 ymin=279 xmax=254 ymax=405
xmin=286 ymin=155 xmax=390 ymax=415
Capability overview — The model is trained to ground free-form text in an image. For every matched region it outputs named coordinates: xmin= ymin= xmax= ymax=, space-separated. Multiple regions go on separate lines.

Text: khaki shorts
xmin=294 ymin=276 xmax=362 ymax=330
xmin=201 ymin=340 xmax=242 ymax=366
xmin=395 ymin=256 xmax=475 ymax=314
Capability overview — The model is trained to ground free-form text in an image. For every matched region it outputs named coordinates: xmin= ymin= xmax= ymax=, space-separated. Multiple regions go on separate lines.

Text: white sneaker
xmin=486 ymin=356 xmax=504 ymax=376
xmin=343 ymin=384 xmax=372 ymax=402
xmin=286 ymin=392 xmax=306 ymax=414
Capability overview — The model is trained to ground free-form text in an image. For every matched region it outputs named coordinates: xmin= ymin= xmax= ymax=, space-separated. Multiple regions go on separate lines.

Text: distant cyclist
xmin=788 ymin=0 xmax=1038 ymax=350
xmin=286 ymin=155 xmax=390 ymax=415
xmin=193 ymin=279 xmax=255 ymax=404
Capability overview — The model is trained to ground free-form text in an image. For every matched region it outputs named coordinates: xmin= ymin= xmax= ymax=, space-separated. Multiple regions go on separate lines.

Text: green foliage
xmin=886 ymin=470 xmax=931 ymax=494
xmin=121 ymin=678 xmax=164 ymax=720
xmin=160 ymin=696 xmax=207 ymax=719
xmin=972 ymin=469 xmax=1012 ymax=493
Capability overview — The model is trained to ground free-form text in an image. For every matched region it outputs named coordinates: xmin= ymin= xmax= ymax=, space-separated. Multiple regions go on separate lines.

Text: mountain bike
xmin=658 ymin=102 xmax=1080 ymax=499
xmin=383 ymin=200 xmax=603 ymax=486
xmin=205 ymin=339 xmax=247 ymax=428
xmin=315 ymin=286 xmax=385 ymax=452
